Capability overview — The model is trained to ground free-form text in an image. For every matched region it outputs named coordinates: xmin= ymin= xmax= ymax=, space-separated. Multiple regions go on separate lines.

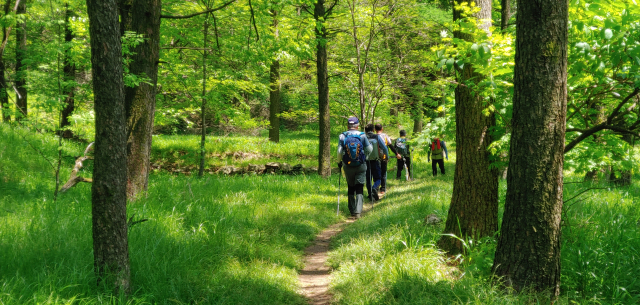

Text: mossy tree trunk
xmin=119 ymin=0 xmax=161 ymax=196
xmin=491 ymin=0 xmax=568 ymax=297
xmin=86 ymin=0 xmax=130 ymax=294
xmin=437 ymin=0 xmax=499 ymax=255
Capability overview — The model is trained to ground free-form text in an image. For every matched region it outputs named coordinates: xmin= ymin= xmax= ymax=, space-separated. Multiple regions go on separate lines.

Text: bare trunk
xmin=120 ymin=0 xmax=161 ymax=197
xmin=0 ymin=0 xmax=10 ymax=122
xmin=15 ymin=0 xmax=26 ymax=120
xmin=315 ymin=0 xmax=331 ymax=177
xmin=437 ymin=0 xmax=498 ymax=255
xmin=500 ymin=0 xmax=510 ymax=31
xmin=198 ymin=17 xmax=208 ymax=178
xmin=86 ymin=0 xmax=131 ymax=293
xmin=268 ymin=10 xmax=280 ymax=143
xmin=60 ymin=4 xmax=76 ymax=138
xmin=492 ymin=0 xmax=568 ymax=297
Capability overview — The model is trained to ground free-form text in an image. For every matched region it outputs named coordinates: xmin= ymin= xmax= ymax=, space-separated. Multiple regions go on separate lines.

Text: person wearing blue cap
xmin=337 ymin=116 xmax=373 ymax=219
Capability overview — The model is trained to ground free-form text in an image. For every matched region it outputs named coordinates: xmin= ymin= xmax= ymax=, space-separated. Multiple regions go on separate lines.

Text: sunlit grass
xmin=2 ymin=123 xmax=639 ymax=304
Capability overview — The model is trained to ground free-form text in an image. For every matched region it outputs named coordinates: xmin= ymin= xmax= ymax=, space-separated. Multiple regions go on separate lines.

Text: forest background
xmin=1 ymin=0 xmax=640 ymax=304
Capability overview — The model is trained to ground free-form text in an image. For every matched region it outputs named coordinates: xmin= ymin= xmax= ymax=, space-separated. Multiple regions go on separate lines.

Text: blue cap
xmin=348 ymin=116 xmax=359 ymax=124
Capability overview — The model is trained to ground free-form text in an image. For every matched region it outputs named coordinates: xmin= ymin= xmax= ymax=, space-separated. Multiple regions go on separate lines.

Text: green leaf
xmin=446 ymin=58 xmax=454 ymax=70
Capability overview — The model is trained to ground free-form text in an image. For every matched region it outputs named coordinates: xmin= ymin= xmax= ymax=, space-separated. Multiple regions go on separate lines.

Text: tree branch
xmin=248 ymin=0 xmax=259 ymax=41
xmin=161 ymin=0 xmax=236 ymax=19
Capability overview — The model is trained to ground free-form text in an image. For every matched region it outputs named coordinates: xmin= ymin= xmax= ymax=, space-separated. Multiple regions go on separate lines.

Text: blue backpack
xmin=342 ymin=132 xmax=366 ymax=167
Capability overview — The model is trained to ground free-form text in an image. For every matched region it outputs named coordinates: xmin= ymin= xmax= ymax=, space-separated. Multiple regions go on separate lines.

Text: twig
xmin=248 ymin=0 xmax=259 ymax=41
xmin=563 ymin=187 xmax=611 ymax=205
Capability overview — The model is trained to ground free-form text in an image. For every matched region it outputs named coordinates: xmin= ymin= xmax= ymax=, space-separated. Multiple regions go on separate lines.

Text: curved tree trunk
xmin=15 ymin=0 xmax=26 ymax=120
xmin=120 ymin=0 xmax=161 ymax=197
xmin=86 ymin=0 xmax=130 ymax=294
xmin=315 ymin=0 xmax=331 ymax=178
xmin=60 ymin=4 xmax=76 ymax=137
xmin=268 ymin=10 xmax=280 ymax=143
xmin=491 ymin=0 xmax=568 ymax=297
xmin=437 ymin=0 xmax=499 ymax=255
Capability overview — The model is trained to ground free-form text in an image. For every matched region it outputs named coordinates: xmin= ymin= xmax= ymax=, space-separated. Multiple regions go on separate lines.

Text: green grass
xmin=0 ymin=124 xmax=341 ymax=304
xmin=151 ymin=130 xmax=339 ymax=171
xmin=2 ymin=123 xmax=639 ymax=304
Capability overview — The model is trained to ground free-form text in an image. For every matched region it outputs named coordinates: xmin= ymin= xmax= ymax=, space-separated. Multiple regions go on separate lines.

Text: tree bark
xmin=14 ymin=0 xmax=26 ymax=120
xmin=60 ymin=4 xmax=76 ymax=137
xmin=268 ymin=10 xmax=280 ymax=143
xmin=437 ymin=0 xmax=498 ymax=255
xmin=86 ymin=0 xmax=130 ymax=293
xmin=411 ymin=96 xmax=423 ymax=134
xmin=500 ymin=0 xmax=510 ymax=31
xmin=120 ymin=0 xmax=161 ymax=197
xmin=0 ymin=0 xmax=10 ymax=122
xmin=315 ymin=0 xmax=331 ymax=178
xmin=491 ymin=0 xmax=568 ymax=297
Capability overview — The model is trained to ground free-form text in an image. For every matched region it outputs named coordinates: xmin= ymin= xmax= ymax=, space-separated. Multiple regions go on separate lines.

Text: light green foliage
xmin=565 ymin=0 xmax=640 ymax=174
xmin=428 ymin=2 xmax=514 ymax=165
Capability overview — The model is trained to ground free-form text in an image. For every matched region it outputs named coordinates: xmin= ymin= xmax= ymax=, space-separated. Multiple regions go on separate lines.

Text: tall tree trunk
xmin=60 ymin=3 xmax=76 ymax=137
xmin=0 ymin=0 xmax=10 ymax=122
xmin=86 ymin=0 xmax=130 ymax=294
xmin=500 ymin=0 xmax=510 ymax=31
xmin=268 ymin=10 xmax=280 ymax=143
xmin=437 ymin=0 xmax=499 ymax=255
xmin=412 ymin=98 xmax=422 ymax=134
xmin=198 ymin=16 xmax=208 ymax=178
xmin=315 ymin=0 xmax=331 ymax=178
xmin=14 ymin=0 xmax=26 ymax=120
xmin=120 ymin=0 xmax=161 ymax=197
xmin=491 ymin=0 xmax=568 ymax=297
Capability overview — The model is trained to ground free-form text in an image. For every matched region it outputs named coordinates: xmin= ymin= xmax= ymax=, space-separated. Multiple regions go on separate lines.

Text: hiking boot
xmin=355 ymin=213 xmax=361 ymax=219
xmin=372 ymin=187 xmax=380 ymax=201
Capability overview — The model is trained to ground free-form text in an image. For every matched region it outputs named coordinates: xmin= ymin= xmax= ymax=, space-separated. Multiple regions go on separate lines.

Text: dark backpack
xmin=366 ymin=133 xmax=380 ymax=160
xmin=396 ymin=138 xmax=409 ymax=156
xmin=342 ymin=132 xmax=366 ymax=166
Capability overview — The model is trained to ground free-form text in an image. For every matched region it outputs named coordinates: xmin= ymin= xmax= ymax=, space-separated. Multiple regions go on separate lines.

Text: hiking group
xmin=337 ymin=116 xmax=442 ymax=219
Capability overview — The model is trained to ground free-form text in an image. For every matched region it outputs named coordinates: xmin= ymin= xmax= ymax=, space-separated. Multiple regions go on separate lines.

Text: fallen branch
xmin=60 ymin=142 xmax=94 ymax=193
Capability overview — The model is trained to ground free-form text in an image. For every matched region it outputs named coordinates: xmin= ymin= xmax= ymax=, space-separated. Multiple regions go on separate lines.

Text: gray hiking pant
xmin=343 ymin=163 xmax=366 ymax=215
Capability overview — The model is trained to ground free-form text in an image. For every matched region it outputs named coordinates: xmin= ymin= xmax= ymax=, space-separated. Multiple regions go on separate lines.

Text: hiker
xmin=427 ymin=134 xmax=449 ymax=176
xmin=337 ymin=117 xmax=373 ymax=218
xmin=375 ymin=123 xmax=400 ymax=196
xmin=365 ymin=124 xmax=389 ymax=202
xmin=395 ymin=130 xmax=412 ymax=180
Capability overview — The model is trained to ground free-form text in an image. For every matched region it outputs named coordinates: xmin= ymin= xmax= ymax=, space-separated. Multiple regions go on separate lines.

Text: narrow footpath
xmin=298 ymin=204 xmax=374 ymax=305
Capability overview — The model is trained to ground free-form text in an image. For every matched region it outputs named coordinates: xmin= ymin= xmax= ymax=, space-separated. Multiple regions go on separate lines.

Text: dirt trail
xmin=298 ymin=204 xmax=374 ymax=305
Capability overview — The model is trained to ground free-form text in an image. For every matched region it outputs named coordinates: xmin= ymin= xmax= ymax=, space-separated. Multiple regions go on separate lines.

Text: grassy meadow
xmin=1 ymin=123 xmax=640 ymax=304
